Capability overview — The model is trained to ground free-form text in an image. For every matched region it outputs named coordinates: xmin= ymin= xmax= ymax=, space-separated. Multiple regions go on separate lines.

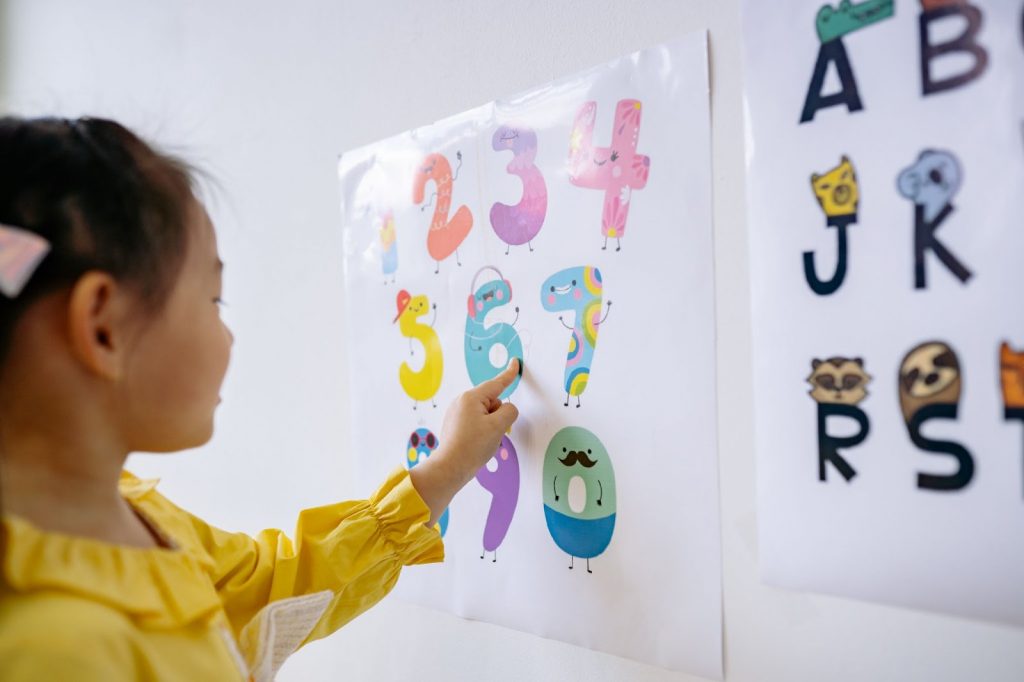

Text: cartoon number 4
xmin=567 ymin=99 xmax=650 ymax=252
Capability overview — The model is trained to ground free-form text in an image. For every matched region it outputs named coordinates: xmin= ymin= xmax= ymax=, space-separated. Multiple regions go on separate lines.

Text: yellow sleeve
xmin=183 ymin=466 xmax=444 ymax=644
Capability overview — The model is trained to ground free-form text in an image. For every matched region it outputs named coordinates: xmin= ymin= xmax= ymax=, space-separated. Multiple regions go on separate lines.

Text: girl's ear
xmin=66 ymin=271 xmax=129 ymax=381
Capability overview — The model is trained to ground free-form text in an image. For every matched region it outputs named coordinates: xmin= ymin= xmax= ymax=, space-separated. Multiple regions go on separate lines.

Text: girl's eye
xmin=214 ymin=297 xmax=227 ymax=306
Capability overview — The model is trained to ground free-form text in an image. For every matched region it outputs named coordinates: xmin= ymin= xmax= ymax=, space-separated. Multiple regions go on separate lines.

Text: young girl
xmin=0 ymin=116 xmax=520 ymax=680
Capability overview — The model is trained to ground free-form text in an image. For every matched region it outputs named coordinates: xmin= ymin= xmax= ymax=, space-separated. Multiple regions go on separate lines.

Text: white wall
xmin=3 ymin=1 xmax=1023 ymax=680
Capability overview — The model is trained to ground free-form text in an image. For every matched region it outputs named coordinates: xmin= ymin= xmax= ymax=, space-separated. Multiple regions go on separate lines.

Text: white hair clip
xmin=0 ymin=224 xmax=50 ymax=298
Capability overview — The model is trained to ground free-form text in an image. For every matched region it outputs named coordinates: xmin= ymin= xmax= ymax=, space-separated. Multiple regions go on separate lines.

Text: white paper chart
xmin=741 ymin=0 xmax=1024 ymax=627
xmin=337 ymin=32 xmax=723 ymax=678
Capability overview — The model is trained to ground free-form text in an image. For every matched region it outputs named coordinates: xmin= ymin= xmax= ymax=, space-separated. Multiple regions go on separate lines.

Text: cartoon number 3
xmin=490 ymin=125 xmax=547 ymax=254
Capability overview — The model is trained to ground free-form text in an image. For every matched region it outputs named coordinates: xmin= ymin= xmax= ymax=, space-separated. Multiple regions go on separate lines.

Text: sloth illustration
xmin=898 ymin=341 xmax=962 ymax=423
xmin=807 ymin=357 xmax=871 ymax=405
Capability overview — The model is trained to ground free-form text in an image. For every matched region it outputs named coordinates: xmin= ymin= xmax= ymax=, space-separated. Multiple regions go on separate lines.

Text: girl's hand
xmin=409 ymin=359 xmax=520 ymax=527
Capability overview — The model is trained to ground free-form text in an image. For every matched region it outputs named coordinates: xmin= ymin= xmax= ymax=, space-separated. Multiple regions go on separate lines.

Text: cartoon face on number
xmin=540 ymin=266 xmax=610 ymax=407
xmin=406 ymin=428 xmax=438 ymax=467
xmin=493 ymin=124 xmax=537 ymax=158
xmin=406 ymin=428 xmax=448 ymax=536
xmin=542 ymin=426 xmax=616 ymax=573
xmin=468 ymin=275 xmax=512 ymax=320
xmin=541 ymin=266 xmax=603 ymax=313
xmin=465 ymin=266 xmax=522 ymax=400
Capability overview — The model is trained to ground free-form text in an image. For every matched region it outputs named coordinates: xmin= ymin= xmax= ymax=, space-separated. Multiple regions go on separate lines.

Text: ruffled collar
xmin=1 ymin=471 xmax=222 ymax=629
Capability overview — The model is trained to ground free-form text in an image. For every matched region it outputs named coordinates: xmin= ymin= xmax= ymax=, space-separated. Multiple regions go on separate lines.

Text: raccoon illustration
xmin=807 ymin=357 xmax=871 ymax=405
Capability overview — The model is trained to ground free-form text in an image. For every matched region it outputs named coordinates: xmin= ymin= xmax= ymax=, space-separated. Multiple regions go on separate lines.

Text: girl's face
xmin=121 ymin=199 xmax=233 ymax=452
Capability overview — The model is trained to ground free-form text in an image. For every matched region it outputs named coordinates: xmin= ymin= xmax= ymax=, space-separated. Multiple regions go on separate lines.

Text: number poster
xmin=337 ymin=33 xmax=723 ymax=678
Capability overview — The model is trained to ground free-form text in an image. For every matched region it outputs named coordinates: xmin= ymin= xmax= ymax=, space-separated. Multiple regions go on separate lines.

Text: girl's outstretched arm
xmin=409 ymin=359 xmax=520 ymax=527
xmin=143 ymin=360 xmax=521 ymax=673
xmin=166 ymin=466 xmax=443 ymax=660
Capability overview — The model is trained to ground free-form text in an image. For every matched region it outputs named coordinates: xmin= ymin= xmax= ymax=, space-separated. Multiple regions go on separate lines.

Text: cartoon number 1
xmin=377 ymin=210 xmax=397 ymax=284
xmin=567 ymin=99 xmax=650 ymax=252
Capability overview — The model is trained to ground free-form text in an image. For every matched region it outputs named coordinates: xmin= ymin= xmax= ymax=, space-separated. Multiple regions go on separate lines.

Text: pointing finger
xmin=473 ymin=358 xmax=521 ymax=403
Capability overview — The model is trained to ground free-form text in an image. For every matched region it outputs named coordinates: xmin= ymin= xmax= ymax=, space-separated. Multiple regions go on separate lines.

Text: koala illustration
xmin=810 ymin=155 xmax=859 ymax=219
xmin=807 ymin=357 xmax=871 ymax=405
xmin=898 ymin=341 xmax=962 ymax=423
xmin=896 ymin=149 xmax=962 ymax=222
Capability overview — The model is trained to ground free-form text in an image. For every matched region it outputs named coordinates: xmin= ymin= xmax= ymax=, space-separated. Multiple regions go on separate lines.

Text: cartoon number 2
xmin=567 ymin=99 xmax=650 ymax=252
xmin=490 ymin=125 xmax=547 ymax=254
xmin=474 ymin=434 xmax=520 ymax=561
xmin=540 ymin=266 xmax=611 ymax=408
xmin=412 ymin=152 xmax=474 ymax=273
xmin=465 ymin=266 xmax=523 ymax=400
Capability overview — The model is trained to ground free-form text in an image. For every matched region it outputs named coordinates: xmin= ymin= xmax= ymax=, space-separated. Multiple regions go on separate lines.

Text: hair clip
xmin=0 ymin=224 xmax=51 ymax=298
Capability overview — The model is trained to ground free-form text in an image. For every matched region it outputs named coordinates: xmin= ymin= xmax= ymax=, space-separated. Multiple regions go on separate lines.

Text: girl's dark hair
xmin=0 ymin=116 xmax=198 ymax=363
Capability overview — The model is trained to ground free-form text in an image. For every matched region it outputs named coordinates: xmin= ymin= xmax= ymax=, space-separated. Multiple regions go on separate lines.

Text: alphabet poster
xmin=741 ymin=1 xmax=1024 ymax=626
xmin=337 ymin=33 xmax=722 ymax=678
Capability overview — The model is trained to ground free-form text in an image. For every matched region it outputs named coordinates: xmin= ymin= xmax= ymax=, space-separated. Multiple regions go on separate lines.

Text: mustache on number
xmin=559 ymin=450 xmax=597 ymax=468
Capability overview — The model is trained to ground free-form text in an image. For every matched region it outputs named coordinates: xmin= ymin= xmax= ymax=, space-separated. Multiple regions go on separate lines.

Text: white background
xmin=2 ymin=1 xmax=1023 ymax=681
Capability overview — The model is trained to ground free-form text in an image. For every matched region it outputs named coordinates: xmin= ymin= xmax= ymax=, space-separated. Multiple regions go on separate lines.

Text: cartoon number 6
xmin=465 ymin=266 xmax=523 ymax=400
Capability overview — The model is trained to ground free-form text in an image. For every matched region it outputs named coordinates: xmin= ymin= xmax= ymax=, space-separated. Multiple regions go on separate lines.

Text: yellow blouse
xmin=0 ymin=467 xmax=444 ymax=681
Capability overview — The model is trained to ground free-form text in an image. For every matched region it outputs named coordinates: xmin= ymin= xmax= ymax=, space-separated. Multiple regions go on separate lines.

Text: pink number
xmin=567 ymin=100 xmax=650 ymax=252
